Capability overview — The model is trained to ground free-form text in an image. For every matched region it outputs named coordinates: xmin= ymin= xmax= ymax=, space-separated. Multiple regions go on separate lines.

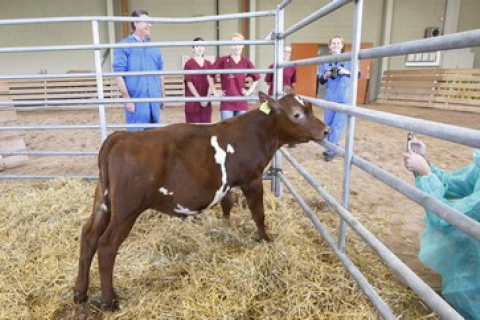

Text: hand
xmin=125 ymin=102 xmax=135 ymax=113
xmin=408 ymin=138 xmax=426 ymax=157
xmin=200 ymin=101 xmax=209 ymax=107
xmin=403 ymin=152 xmax=431 ymax=176
xmin=338 ymin=67 xmax=350 ymax=75
xmin=242 ymin=88 xmax=251 ymax=96
xmin=324 ymin=70 xmax=332 ymax=80
xmin=212 ymin=90 xmax=223 ymax=97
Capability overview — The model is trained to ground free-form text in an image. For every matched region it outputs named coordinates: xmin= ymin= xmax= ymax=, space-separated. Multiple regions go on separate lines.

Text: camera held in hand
xmin=328 ymin=62 xmax=344 ymax=80
xmin=329 ymin=66 xmax=339 ymax=79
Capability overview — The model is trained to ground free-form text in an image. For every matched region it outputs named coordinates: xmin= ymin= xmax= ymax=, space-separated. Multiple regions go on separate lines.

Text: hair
xmin=192 ymin=36 xmax=204 ymax=46
xmin=131 ymin=9 xmax=149 ymax=31
xmin=230 ymin=32 xmax=244 ymax=40
xmin=328 ymin=35 xmax=345 ymax=46
xmin=192 ymin=37 xmax=205 ymax=50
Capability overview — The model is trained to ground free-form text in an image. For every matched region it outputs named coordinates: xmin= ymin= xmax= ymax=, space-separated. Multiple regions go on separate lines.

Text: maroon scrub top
xmin=264 ymin=64 xmax=297 ymax=96
xmin=211 ymin=56 xmax=260 ymax=111
xmin=184 ymin=58 xmax=213 ymax=113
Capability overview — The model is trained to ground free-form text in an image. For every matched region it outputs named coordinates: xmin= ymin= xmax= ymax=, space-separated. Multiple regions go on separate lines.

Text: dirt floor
xmin=2 ymin=101 xmax=479 ymax=294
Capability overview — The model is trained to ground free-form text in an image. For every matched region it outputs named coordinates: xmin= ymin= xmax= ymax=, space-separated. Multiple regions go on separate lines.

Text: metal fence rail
xmin=0 ymin=1 xmax=477 ymax=318
xmin=280 ymin=148 xmax=462 ymax=319
xmin=302 ymin=96 xmax=480 ymax=150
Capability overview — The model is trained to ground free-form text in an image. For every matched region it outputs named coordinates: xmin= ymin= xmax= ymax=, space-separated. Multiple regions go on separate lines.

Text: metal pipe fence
xmin=0 ymin=1 xmax=477 ymax=318
xmin=280 ymin=147 xmax=462 ymax=319
xmin=303 ymin=96 xmax=480 ymax=149
xmin=0 ymin=68 xmax=275 ymax=81
xmin=278 ymin=168 xmax=398 ymax=320
xmin=280 ymin=29 xmax=480 ymax=68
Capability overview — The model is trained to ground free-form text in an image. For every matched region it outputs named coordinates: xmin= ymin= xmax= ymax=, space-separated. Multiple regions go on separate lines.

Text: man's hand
xmin=125 ymin=102 xmax=135 ymax=113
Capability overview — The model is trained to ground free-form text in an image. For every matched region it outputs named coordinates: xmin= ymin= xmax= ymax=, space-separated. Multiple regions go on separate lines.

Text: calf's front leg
xmin=220 ymin=191 xmax=233 ymax=219
xmin=241 ymin=179 xmax=270 ymax=241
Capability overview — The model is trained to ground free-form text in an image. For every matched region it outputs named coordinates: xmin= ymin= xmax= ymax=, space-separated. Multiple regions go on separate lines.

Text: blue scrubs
xmin=113 ymin=34 xmax=163 ymax=132
xmin=415 ymin=151 xmax=480 ymax=320
xmin=318 ymin=61 xmax=353 ymax=156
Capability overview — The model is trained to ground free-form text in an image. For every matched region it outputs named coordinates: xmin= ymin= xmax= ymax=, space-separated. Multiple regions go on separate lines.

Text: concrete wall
xmin=0 ymin=0 xmax=479 ymax=100
xmin=254 ymin=0 xmax=385 ymax=96
xmin=0 ymin=0 xmax=110 ymax=74
xmin=387 ymin=0 xmax=447 ymax=70
xmin=458 ymin=0 xmax=480 ymax=67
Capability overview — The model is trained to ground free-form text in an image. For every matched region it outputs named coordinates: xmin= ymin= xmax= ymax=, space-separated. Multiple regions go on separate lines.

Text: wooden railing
xmin=377 ymin=69 xmax=480 ymax=113
xmin=0 ymin=74 xmax=256 ymax=109
xmin=0 ymin=75 xmax=186 ymax=108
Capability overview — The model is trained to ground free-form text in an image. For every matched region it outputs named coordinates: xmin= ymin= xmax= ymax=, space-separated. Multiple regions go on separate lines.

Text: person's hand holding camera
xmin=408 ymin=138 xmax=426 ymax=157
xmin=403 ymin=152 xmax=431 ymax=176
xmin=403 ymin=138 xmax=430 ymax=176
xmin=337 ymin=66 xmax=350 ymax=76
xmin=323 ymin=69 xmax=332 ymax=80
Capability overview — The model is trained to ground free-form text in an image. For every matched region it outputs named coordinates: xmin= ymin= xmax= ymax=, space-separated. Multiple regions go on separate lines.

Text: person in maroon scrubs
xmin=208 ymin=33 xmax=260 ymax=121
xmin=264 ymin=44 xmax=297 ymax=97
xmin=184 ymin=37 xmax=213 ymax=123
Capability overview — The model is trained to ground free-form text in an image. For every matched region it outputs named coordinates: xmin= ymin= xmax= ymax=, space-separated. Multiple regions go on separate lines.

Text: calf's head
xmin=258 ymin=91 xmax=328 ymax=144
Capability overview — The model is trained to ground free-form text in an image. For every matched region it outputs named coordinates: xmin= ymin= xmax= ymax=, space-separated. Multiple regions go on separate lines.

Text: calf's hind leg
xmin=74 ymin=183 xmax=110 ymax=303
xmin=97 ymin=207 xmax=144 ymax=311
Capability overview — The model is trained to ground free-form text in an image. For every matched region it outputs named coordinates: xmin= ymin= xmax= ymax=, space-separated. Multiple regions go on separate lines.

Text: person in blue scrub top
xmin=113 ymin=9 xmax=165 ymax=132
xmin=403 ymin=138 xmax=480 ymax=320
xmin=318 ymin=35 xmax=358 ymax=161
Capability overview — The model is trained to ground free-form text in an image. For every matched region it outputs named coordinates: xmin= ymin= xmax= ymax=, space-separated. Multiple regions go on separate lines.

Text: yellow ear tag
xmin=259 ymin=102 xmax=271 ymax=114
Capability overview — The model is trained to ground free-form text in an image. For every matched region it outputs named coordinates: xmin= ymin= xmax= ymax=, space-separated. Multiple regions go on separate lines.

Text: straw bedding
xmin=0 ymin=178 xmax=438 ymax=319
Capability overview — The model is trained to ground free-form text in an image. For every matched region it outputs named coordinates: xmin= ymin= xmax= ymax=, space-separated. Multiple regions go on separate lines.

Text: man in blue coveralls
xmin=113 ymin=9 xmax=164 ymax=132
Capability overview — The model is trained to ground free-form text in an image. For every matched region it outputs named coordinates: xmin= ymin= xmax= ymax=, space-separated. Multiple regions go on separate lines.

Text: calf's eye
xmin=293 ymin=112 xmax=303 ymax=120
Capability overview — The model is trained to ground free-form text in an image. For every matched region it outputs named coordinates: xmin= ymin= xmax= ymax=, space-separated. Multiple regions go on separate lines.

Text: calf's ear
xmin=258 ymin=91 xmax=269 ymax=103
xmin=258 ymin=91 xmax=282 ymax=113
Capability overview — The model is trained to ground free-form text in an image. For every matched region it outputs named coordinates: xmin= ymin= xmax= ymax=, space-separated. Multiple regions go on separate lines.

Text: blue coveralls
xmin=318 ymin=61 xmax=353 ymax=156
xmin=113 ymin=34 xmax=164 ymax=132
xmin=415 ymin=150 xmax=480 ymax=320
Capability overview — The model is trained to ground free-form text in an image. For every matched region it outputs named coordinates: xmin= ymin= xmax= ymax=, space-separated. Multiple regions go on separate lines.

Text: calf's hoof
xmin=101 ymin=299 xmax=119 ymax=312
xmin=90 ymin=297 xmax=119 ymax=311
xmin=73 ymin=291 xmax=88 ymax=304
xmin=258 ymin=233 xmax=271 ymax=242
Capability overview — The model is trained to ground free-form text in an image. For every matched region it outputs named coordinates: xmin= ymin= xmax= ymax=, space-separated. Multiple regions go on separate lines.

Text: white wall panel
xmin=0 ymin=0 xmax=479 ymax=96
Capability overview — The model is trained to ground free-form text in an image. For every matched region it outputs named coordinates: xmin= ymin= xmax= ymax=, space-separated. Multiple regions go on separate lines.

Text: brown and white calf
xmin=73 ymin=91 xmax=327 ymax=310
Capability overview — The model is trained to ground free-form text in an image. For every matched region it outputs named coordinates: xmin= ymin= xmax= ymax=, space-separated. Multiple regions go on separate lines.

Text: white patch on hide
xmin=159 ymin=187 xmax=173 ymax=196
xmin=101 ymin=203 xmax=108 ymax=212
xmin=294 ymin=95 xmax=304 ymax=106
xmin=207 ymin=136 xmax=231 ymax=208
xmin=103 ymin=189 xmax=108 ymax=197
xmin=174 ymin=204 xmax=198 ymax=215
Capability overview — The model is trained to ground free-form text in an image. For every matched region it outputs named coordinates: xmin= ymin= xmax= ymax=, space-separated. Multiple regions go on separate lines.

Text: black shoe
xmin=322 ymin=151 xmax=328 ymax=156
xmin=325 ymin=154 xmax=334 ymax=162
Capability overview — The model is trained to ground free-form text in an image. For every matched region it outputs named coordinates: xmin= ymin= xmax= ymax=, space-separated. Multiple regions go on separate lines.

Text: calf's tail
xmin=97 ymin=132 xmax=126 ymax=210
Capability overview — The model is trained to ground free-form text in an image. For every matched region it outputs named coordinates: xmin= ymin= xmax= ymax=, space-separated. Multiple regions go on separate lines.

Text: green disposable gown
xmin=415 ymin=150 xmax=480 ymax=320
